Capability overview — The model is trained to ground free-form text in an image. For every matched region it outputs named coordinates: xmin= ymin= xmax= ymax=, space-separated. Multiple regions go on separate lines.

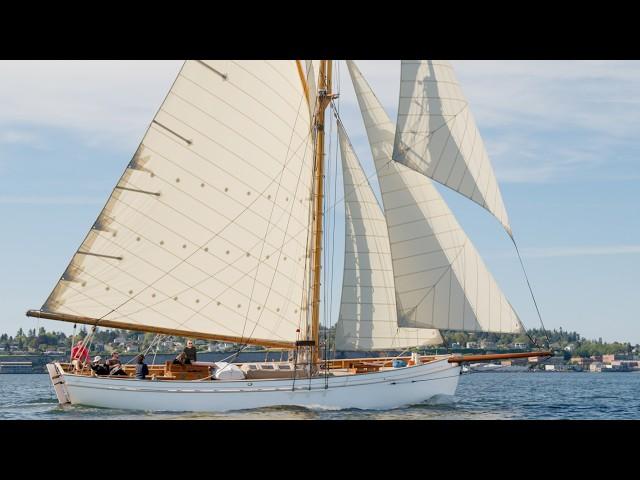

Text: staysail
xmin=335 ymin=122 xmax=442 ymax=350
xmin=393 ymin=60 xmax=511 ymax=235
xmin=347 ymin=60 xmax=523 ymax=334
xmin=37 ymin=61 xmax=316 ymax=347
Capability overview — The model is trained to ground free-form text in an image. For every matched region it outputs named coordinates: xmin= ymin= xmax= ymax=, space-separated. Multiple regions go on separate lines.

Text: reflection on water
xmin=1 ymin=372 xmax=639 ymax=419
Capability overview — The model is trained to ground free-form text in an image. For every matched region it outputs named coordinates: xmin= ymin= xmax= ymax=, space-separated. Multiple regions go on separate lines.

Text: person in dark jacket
xmin=90 ymin=356 xmax=109 ymax=376
xmin=135 ymin=354 xmax=149 ymax=380
xmin=172 ymin=352 xmax=191 ymax=366
xmin=183 ymin=340 xmax=197 ymax=363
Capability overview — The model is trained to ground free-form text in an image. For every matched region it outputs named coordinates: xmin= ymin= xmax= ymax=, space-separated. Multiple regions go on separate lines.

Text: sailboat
xmin=28 ymin=60 xmax=549 ymax=412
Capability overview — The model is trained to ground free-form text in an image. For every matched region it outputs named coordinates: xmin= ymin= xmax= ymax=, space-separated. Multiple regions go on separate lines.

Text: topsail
xmin=393 ymin=60 xmax=511 ymax=235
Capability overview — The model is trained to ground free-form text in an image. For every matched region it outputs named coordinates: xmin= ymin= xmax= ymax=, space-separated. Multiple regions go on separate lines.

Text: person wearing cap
xmin=183 ymin=340 xmax=197 ymax=363
xmin=90 ymin=355 xmax=109 ymax=376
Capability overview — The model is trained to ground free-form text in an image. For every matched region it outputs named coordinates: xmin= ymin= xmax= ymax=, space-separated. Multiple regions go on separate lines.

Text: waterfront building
xmin=590 ymin=362 xmax=603 ymax=372
xmin=480 ymin=340 xmax=497 ymax=350
xmin=0 ymin=361 xmax=33 ymax=374
xmin=570 ymin=357 xmax=593 ymax=369
xmin=603 ymin=354 xmax=633 ymax=363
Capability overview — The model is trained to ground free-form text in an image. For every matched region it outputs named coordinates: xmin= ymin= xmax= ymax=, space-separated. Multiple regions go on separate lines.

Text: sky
xmin=0 ymin=60 xmax=638 ymax=344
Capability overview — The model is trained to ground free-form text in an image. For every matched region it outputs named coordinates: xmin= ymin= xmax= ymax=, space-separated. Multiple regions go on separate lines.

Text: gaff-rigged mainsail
xmin=393 ymin=61 xmax=512 ymax=235
xmin=335 ymin=123 xmax=442 ymax=351
xmin=36 ymin=61 xmax=316 ymax=347
xmin=347 ymin=61 xmax=523 ymax=334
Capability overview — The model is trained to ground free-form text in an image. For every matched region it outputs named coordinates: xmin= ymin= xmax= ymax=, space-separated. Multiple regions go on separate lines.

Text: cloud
xmin=1 ymin=60 xmax=639 ymax=182
xmin=0 ymin=129 xmax=39 ymax=145
xmin=0 ymin=60 xmax=183 ymax=149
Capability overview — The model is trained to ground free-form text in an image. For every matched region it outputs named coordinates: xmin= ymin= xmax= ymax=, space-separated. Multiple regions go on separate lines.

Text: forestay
xmin=347 ymin=61 xmax=523 ymax=334
xmin=335 ymin=123 xmax=442 ymax=350
xmin=393 ymin=60 xmax=511 ymax=235
xmin=41 ymin=60 xmax=316 ymax=345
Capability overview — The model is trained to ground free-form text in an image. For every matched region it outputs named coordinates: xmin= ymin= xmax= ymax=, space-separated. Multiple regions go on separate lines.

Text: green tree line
xmin=1 ymin=325 xmax=637 ymax=357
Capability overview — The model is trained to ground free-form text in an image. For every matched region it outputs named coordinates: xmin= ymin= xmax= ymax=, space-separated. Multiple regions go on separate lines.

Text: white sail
xmin=41 ymin=60 xmax=316 ymax=345
xmin=347 ymin=60 xmax=523 ymax=334
xmin=335 ymin=123 xmax=442 ymax=351
xmin=393 ymin=60 xmax=511 ymax=235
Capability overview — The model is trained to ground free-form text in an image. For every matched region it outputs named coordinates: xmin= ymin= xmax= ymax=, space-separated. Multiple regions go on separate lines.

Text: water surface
xmin=1 ymin=371 xmax=638 ymax=420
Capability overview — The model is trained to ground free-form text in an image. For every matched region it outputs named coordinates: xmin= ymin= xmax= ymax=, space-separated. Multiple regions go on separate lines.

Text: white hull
xmin=50 ymin=359 xmax=460 ymax=412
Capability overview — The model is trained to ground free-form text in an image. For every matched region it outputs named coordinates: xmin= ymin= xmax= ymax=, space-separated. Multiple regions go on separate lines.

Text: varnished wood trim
xmin=447 ymin=351 xmax=553 ymax=364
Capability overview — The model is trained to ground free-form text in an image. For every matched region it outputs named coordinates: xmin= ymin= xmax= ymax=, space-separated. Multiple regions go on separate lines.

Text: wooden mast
xmin=310 ymin=60 xmax=334 ymax=365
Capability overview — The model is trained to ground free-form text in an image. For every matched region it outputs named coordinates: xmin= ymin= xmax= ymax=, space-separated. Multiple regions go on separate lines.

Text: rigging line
xmin=137 ymin=130 xmax=311 ymax=346
xmin=163 ymin=90 xmax=307 ymax=163
xmin=322 ymin=116 xmax=329 ymax=376
xmin=328 ymin=104 xmax=339 ymax=373
xmin=148 ymin=109 xmax=312 ymax=201
xmin=297 ymin=62 xmax=316 ymax=347
xmin=176 ymin=74 xmax=306 ymax=147
xmin=510 ymin=234 xmax=550 ymax=348
xmin=69 ymin=323 xmax=77 ymax=363
xmin=139 ymin=136 xmax=311 ymax=231
xmin=61 ymin=244 xmax=248 ymax=334
xmin=324 ymin=82 xmax=337 ymax=368
xmin=224 ymin=61 xmax=317 ymax=360
xmin=325 ymin=87 xmax=340 ymax=386
xmin=297 ymin=62 xmax=319 ymax=345
xmin=395 ymin=238 xmax=469 ymax=318
xmin=65 ymin=75 xmax=305 ymax=326
xmin=89 ymin=133 xmax=312 ymax=330
xmin=326 ymin=106 xmax=397 ymax=217
xmin=398 ymin=103 xmax=469 ymax=166
xmin=127 ymin=152 xmax=309 ymax=251
xmin=237 ymin=65 xmax=310 ymax=348
xmin=238 ymin=88 xmax=317 ymax=344
xmin=71 ymin=228 xmax=303 ymax=336
xmin=329 ymin=61 xmax=341 ymax=333
xmin=435 ymin=106 xmax=472 ymax=185
xmin=151 ymin=335 xmax=163 ymax=366
xmin=334 ymin=105 xmax=514 ymax=336
xmin=100 ymin=193 xmax=311 ymax=305
xmin=231 ymin=60 xmax=302 ymax=115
